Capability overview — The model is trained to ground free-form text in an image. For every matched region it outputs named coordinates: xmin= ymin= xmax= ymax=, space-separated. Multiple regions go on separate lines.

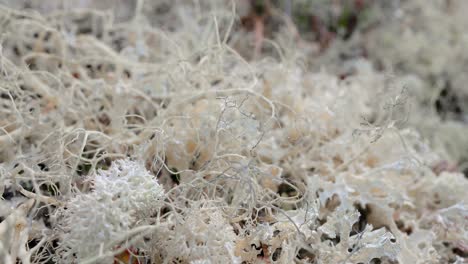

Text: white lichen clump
xmin=57 ymin=160 xmax=164 ymax=263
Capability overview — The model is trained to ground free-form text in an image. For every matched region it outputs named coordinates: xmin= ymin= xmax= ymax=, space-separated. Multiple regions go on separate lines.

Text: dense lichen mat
xmin=0 ymin=1 xmax=467 ymax=263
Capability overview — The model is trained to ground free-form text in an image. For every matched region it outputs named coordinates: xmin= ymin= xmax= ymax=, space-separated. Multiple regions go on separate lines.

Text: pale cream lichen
xmin=0 ymin=1 xmax=466 ymax=263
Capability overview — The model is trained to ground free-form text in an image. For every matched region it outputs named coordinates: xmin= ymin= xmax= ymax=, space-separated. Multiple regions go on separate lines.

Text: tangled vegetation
xmin=0 ymin=1 xmax=467 ymax=263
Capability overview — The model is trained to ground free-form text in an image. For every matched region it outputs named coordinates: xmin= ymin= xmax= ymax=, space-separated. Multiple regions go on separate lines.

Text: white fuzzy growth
xmin=58 ymin=159 xmax=164 ymax=263
xmin=151 ymin=205 xmax=239 ymax=264
xmin=93 ymin=159 xmax=165 ymax=214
